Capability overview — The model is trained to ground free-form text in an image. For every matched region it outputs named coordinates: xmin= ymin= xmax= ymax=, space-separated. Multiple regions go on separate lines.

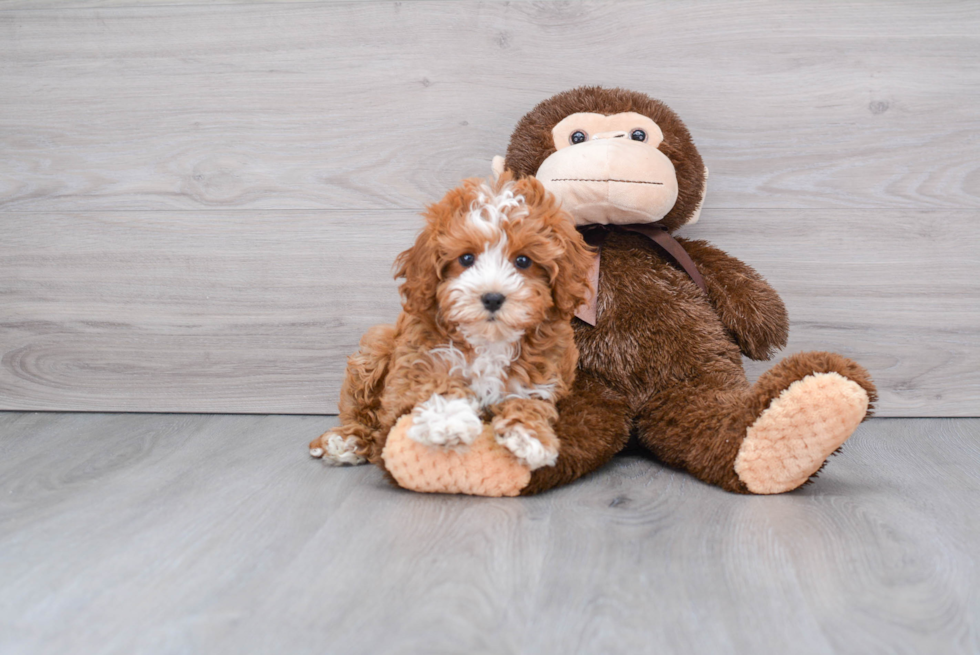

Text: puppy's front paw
xmin=407 ymin=395 xmax=483 ymax=448
xmin=494 ymin=423 xmax=558 ymax=470
xmin=310 ymin=432 xmax=367 ymax=466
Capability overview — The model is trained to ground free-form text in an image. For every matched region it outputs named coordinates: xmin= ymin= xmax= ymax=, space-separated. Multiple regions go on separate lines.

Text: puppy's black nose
xmin=481 ymin=292 xmax=506 ymax=313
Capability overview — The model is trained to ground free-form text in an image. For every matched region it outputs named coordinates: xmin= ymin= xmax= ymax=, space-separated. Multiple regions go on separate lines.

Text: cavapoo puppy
xmin=309 ymin=174 xmax=593 ymax=473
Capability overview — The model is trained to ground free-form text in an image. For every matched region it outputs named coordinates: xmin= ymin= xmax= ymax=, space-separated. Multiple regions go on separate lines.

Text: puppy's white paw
xmin=314 ymin=433 xmax=367 ymax=466
xmin=408 ymin=395 xmax=483 ymax=448
xmin=495 ymin=424 xmax=558 ymax=470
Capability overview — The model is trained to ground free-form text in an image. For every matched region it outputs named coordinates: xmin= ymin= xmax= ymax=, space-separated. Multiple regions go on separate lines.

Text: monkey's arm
xmin=677 ymin=238 xmax=789 ymax=361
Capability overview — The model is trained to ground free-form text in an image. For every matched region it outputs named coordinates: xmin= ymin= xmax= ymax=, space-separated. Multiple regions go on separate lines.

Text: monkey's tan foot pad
xmin=382 ymin=415 xmax=531 ymax=497
xmin=309 ymin=432 xmax=367 ymax=466
xmin=734 ymin=372 xmax=870 ymax=494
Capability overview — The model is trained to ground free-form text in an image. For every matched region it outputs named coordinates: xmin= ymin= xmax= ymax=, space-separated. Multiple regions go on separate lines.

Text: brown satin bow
xmin=574 ymin=224 xmax=708 ymax=326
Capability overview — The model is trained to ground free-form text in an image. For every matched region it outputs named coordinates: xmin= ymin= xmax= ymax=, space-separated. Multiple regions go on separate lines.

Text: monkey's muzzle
xmin=535 ymin=139 xmax=679 ymax=226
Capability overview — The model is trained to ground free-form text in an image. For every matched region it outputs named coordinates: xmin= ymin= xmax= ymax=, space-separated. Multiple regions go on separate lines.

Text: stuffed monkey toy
xmin=496 ymin=86 xmax=877 ymax=495
xmin=327 ymin=86 xmax=877 ymax=496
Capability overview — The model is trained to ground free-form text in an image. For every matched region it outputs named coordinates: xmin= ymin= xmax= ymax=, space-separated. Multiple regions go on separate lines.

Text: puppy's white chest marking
xmin=504 ymin=380 xmax=556 ymax=402
xmin=431 ymin=342 xmax=554 ymax=408
xmin=466 ymin=341 xmax=516 ymax=407
xmin=431 ymin=341 xmax=515 ymax=408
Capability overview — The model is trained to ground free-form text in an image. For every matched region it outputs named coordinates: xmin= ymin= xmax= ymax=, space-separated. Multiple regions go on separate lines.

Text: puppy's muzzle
xmin=481 ymin=292 xmax=506 ymax=314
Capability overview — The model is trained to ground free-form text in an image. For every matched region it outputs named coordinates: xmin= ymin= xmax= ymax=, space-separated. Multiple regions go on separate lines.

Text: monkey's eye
xmin=514 ymin=255 xmax=532 ymax=269
xmin=630 ymin=129 xmax=647 ymax=142
xmin=458 ymin=253 xmax=476 ymax=267
xmin=569 ymin=130 xmax=588 ymax=145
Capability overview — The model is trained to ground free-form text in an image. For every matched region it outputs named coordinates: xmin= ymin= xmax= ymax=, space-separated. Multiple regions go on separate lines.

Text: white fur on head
xmin=465 ymin=181 xmax=528 ymax=235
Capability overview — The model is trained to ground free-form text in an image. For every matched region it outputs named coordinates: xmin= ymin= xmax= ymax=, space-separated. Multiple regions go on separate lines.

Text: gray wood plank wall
xmin=1 ymin=1 xmax=978 ymax=416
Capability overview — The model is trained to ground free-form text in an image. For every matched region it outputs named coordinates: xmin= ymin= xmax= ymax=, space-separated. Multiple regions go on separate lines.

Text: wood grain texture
xmin=3 ymin=208 xmax=977 ymax=415
xmin=0 ymin=210 xmax=418 ymax=413
xmin=2 ymin=208 xmax=977 ymax=415
xmin=0 ymin=413 xmax=978 ymax=654
xmin=0 ymin=1 xmax=978 ymax=212
xmin=688 ymin=209 xmax=980 ymax=417
xmin=1 ymin=1 xmax=978 ymax=415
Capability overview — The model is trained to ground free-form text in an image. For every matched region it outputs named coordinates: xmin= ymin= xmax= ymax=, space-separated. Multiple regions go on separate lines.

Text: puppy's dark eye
xmin=458 ymin=253 xmax=475 ymax=267
xmin=569 ymin=131 xmax=588 ymax=145
xmin=630 ymin=129 xmax=647 ymax=142
xmin=514 ymin=255 xmax=532 ymax=269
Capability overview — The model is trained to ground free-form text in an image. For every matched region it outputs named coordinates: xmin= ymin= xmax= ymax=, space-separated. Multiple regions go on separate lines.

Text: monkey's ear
xmin=685 ymin=165 xmax=709 ymax=226
xmin=491 ymin=155 xmax=506 ymax=181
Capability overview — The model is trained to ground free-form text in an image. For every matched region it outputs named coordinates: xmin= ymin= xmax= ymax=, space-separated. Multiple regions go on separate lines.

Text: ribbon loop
xmin=573 ymin=224 xmax=707 ymax=326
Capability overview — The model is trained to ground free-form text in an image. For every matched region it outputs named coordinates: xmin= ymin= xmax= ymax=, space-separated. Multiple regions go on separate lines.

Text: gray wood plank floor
xmin=1 ymin=413 xmax=978 ymax=654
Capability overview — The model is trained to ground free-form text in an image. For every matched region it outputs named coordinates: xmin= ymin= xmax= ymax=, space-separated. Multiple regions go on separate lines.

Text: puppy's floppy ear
xmin=548 ymin=213 xmax=594 ymax=320
xmin=516 ymin=176 xmax=594 ymax=319
xmin=394 ymin=184 xmax=474 ymax=320
xmin=394 ymin=221 xmax=440 ymax=320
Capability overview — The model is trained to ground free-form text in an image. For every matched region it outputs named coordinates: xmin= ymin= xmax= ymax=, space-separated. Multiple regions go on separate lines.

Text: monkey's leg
xmin=310 ymin=324 xmax=397 ymax=465
xmin=636 ymin=352 xmax=876 ymax=494
xmin=520 ymin=371 xmax=632 ymax=495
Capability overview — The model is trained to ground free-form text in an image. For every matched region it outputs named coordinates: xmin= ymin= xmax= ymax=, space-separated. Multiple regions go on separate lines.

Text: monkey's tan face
xmin=534 ymin=112 xmax=679 ymax=226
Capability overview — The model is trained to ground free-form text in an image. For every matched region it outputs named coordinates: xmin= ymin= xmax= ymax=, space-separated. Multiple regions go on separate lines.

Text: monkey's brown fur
xmin=504 ymin=87 xmax=877 ymax=494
